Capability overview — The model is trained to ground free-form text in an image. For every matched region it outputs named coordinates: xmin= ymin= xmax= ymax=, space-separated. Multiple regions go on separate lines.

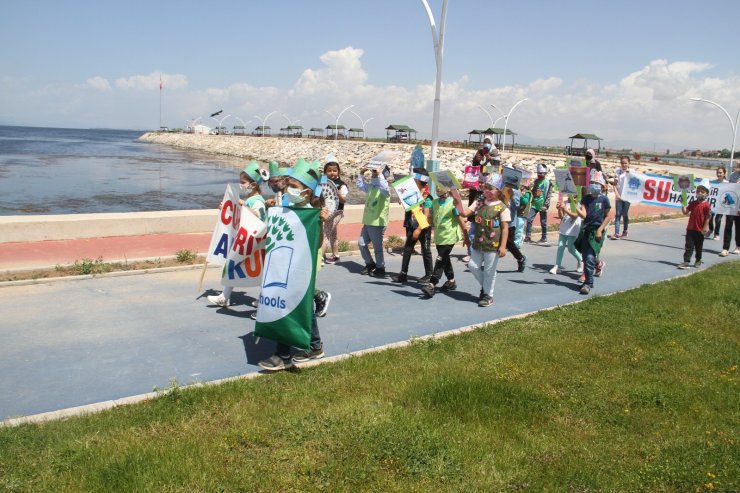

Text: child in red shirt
xmin=679 ymin=184 xmax=711 ymax=269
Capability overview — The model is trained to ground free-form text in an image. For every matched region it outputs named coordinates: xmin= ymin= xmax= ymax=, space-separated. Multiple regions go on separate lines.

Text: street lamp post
xmin=420 ymin=0 xmax=448 ymax=165
xmin=210 ymin=115 xmax=231 ymax=135
xmin=501 ymin=98 xmax=528 ymax=153
xmin=324 ymin=105 xmax=354 ymax=140
xmin=351 ymin=110 xmax=374 ymax=140
xmin=477 ymin=105 xmax=494 ymax=128
xmin=234 ymin=117 xmax=251 ymax=135
xmin=254 ymin=111 xmax=277 ymax=137
xmin=690 ymin=97 xmax=739 ymax=176
xmin=186 ymin=117 xmax=201 ymax=133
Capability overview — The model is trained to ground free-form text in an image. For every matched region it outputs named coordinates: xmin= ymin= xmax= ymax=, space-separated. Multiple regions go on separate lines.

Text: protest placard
xmin=207 ymin=184 xmax=241 ymax=265
xmin=221 ymin=206 xmax=267 ymax=287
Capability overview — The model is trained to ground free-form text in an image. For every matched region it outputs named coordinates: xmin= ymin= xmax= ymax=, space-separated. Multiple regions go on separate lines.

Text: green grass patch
xmin=1 ymin=262 xmax=738 ymax=492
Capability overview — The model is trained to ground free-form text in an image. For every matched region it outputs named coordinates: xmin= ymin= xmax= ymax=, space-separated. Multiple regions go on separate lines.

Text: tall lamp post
xmin=501 ymin=98 xmax=528 ymax=153
xmin=234 ymin=117 xmax=251 ymax=135
xmin=351 ymin=110 xmax=374 ymax=140
xmin=186 ymin=117 xmax=201 ymax=133
xmin=210 ymin=114 xmax=231 ymax=135
xmin=690 ymin=97 xmax=739 ymax=176
xmin=324 ymin=105 xmax=354 ymax=140
xmin=420 ymin=0 xmax=448 ymax=166
xmin=254 ymin=111 xmax=277 ymax=137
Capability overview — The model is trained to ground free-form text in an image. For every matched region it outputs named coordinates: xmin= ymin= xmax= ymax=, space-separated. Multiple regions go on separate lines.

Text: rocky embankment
xmin=139 ymin=132 xmax=701 ymax=180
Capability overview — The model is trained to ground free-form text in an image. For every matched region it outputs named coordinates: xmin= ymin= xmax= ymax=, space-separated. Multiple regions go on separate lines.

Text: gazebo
xmin=385 ymin=124 xmax=417 ymax=143
xmin=348 ymin=128 xmax=364 ymax=140
xmin=252 ymin=125 xmax=271 ymax=136
xmin=286 ymin=125 xmax=303 ymax=138
xmin=487 ymin=127 xmax=517 ymax=150
xmin=566 ymin=133 xmax=603 ymax=156
xmin=466 ymin=129 xmax=488 ymax=147
xmin=309 ymin=127 xmax=324 ymax=138
xmin=325 ymin=124 xmax=347 ymax=139
xmin=232 ymin=125 xmax=246 ymax=135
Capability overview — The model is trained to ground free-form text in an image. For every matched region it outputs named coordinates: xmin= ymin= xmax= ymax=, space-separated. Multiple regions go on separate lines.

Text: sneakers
xmin=462 ymin=255 xmax=471 ymax=263
xmin=314 ymin=291 xmax=331 ymax=318
xmin=517 ymin=255 xmax=527 ymax=273
xmin=258 ymin=354 xmax=293 ymax=371
xmin=733 ymin=248 xmax=740 ymax=255
xmin=369 ymin=268 xmax=386 ymax=278
xmin=292 ymin=345 xmax=325 ymax=363
xmin=537 ymin=238 xmax=550 ymax=246
xmin=524 ymin=236 xmax=532 ymax=243
xmin=579 ymin=284 xmax=591 ymax=295
xmin=579 ymin=272 xmax=586 ymax=283
xmin=417 ymin=274 xmax=432 ymax=284
xmin=610 ymin=234 xmax=620 ymax=240
xmin=392 ymin=273 xmax=408 ymax=283
xmin=250 ymin=311 xmax=257 ymax=320
xmin=207 ymin=294 xmax=230 ymax=307
xmin=251 ymin=299 xmax=258 ymax=307
xmin=549 ymin=265 xmax=559 ymax=275
xmin=576 ymin=262 xmax=584 ymax=273
xmin=360 ymin=264 xmax=376 ymax=275
xmin=421 ymin=283 xmax=436 ymax=298
xmin=719 ymin=250 xmax=729 ymax=257
xmin=712 ymin=235 xmax=719 ymax=241
xmin=324 ymin=255 xmax=336 ymax=265
xmin=693 ymin=260 xmax=703 ymax=268
xmin=440 ymin=279 xmax=457 ymax=291
xmin=595 ymin=260 xmax=605 ymax=277
xmin=620 ymin=230 xmax=628 ymax=238
xmin=677 ymin=262 xmax=690 ymax=269
xmin=478 ymin=294 xmax=493 ymax=307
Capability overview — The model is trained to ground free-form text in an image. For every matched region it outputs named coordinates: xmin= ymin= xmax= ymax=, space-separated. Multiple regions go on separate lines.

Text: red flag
xmin=159 ymin=76 xmax=163 ymax=91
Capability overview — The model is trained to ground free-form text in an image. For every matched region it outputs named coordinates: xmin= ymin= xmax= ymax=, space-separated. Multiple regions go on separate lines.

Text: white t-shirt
xmin=559 ymin=214 xmax=582 ymax=236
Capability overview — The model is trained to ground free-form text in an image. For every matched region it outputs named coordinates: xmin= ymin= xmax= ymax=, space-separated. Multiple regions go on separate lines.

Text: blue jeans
xmin=580 ymin=234 xmax=597 ymax=287
xmin=526 ymin=208 xmax=548 ymax=239
xmin=276 ymin=313 xmax=321 ymax=357
xmin=614 ymin=200 xmax=630 ymax=235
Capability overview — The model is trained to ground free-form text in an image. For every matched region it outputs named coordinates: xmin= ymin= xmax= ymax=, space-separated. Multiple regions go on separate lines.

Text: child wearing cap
xmin=679 ymin=184 xmax=711 ymax=269
xmin=525 ymin=163 xmax=553 ymax=245
xmin=575 ymin=175 xmax=612 ymax=294
xmin=356 ymin=164 xmax=392 ymax=277
xmin=322 ymin=157 xmax=349 ymax=264
xmin=207 ymin=161 xmax=267 ymax=307
xmin=463 ymin=173 xmax=510 ymax=307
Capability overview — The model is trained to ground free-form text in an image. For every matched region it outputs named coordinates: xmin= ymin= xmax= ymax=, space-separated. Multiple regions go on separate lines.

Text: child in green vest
xmin=464 ymin=173 xmax=510 ymax=307
xmin=356 ymin=164 xmax=392 ymax=277
xmin=420 ymin=186 xmax=470 ymax=298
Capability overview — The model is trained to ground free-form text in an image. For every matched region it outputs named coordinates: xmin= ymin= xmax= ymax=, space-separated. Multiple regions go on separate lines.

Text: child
xmin=420 ymin=185 xmax=470 ymax=298
xmin=356 ymin=163 xmax=392 ymax=277
xmin=576 ymin=175 xmax=612 ymax=294
xmin=502 ymin=165 xmax=527 ymax=272
xmin=207 ymin=161 xmax=267 ymax=307
xmin=393 ymin=168 xmax=433 ymax=283
xmin=679 ymin=184 xmax=710 ymax=269
xmin=515 ymin=183 xmax=532 ymax=248
xmin=706 ymin=166 xmax=726 ymax=240
xmin=524 ymin=163 xmax=553 ymax=245
xmin=550 ymin=196 xmax=583 ymax=275
xmin=322 ymin=156 xmax=349 ymax=264
xmin=258 ymin=161 xmax=329 ymax=371
xmin=465 ymin=174 xmax=510 ymax=307
xmin=720 ymin=160 xmax=740 ymax=256
xmin=612 ymin=155 xmax=631 ymax=239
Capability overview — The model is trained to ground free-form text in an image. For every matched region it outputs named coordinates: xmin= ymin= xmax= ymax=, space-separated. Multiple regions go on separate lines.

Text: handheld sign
xmin=410 ymin=144 xmax=425 ymax=173
xmin=367 ymin=150 xmax=401 ymax=172
xmin=221 ymin=206 xmax=267 ymax=287
xmin=392 ymin=175 xmax=429 ymax=229
xmin=554 ymin=168 xmax=578 ymax=195
xmin=502 ymin=166 xmax=523 ymax=188
xmin=207 ymin=184 xmax=242 ymax=265
xmin=319 ymin=175 xmax=339 ymax=218
xmin=462 ymin=165 xmax=481 ymax=190
xmin=673 ymin=173 xmax=694 ymax=207
xmin=430 ymin=169 xmax=465 ymax=214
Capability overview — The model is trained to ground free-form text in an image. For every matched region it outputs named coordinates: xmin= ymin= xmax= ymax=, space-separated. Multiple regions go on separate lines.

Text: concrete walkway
xmin=2 ymin=218 xmax=736 ymax=422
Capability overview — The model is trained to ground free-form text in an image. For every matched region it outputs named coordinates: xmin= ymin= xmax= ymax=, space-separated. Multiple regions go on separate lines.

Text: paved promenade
xmin=2 ymin=218 xmax=736 ymax=423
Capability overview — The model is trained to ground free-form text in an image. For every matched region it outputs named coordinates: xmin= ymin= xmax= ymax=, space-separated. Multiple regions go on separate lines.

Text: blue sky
xmin=2 ymin=0 xmax=739 ymax=151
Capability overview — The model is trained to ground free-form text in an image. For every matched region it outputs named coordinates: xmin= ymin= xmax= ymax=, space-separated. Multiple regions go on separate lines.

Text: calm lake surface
xmin=0 ymin=126 xmax=253 ymax=215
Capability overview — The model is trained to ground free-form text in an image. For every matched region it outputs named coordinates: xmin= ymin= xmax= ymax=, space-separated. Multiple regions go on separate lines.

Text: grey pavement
xmin=1 ymin=219 xmax=735 ymax=420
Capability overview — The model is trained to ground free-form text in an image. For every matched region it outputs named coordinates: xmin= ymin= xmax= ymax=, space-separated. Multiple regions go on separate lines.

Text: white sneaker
xmin=576 ymin=262 xmax=584 ymax=273
xmin=719 ymin=250 xmax=729 ymax=257
xmin=549 ymin=265 xmax=559 ymax=275
xmin=207 ymin=294 xmax=229 ymax=307
xmin=733 ymin=248 xmax=740 ymax=255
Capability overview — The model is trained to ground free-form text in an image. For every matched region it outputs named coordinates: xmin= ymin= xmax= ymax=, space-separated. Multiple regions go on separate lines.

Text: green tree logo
xmin=265 ymin=215 xmax=294 ymax=253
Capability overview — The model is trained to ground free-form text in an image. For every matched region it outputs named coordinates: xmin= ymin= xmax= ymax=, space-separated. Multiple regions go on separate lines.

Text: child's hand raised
xmin=320 ymin=207 xmax=329 ymax=221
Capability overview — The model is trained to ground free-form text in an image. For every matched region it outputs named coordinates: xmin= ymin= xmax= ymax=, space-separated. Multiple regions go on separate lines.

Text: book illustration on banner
xmin=672 ymin=173 xmax=694 ymax=206
xmin=263 ymin=246 xmax=294 ymax=289
xmin=462 ymin=165 xmax=481 ymax=190
xmin=410 ymin=144 xmax=425 ymax=172
xmin=554 ymin=168 xmax=578 ymax=195
xmin=502 ymin=166 xmax=523 ymax=188
xmin=367 ymin=150 xmax=402 ymax=172
xmin=319 ymin=176 xmax=339 ymax=217
xmin=392 ymin=175 xmax=423 ymax=209
xmin=429 ymin=169 xmax=462 ymax=191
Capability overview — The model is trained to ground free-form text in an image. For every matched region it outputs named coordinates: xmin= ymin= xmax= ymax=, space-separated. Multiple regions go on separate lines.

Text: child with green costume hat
xmin=207 ymin=160 xmax=267 ymax=307
xmin=258 ymin=160 xmax=329 ymax=371
xmin=356 ymin=162 xmax=392 ymax=277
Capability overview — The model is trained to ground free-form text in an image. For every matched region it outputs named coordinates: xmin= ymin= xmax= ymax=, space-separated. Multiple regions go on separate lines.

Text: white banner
xmin=220 ymin=206 xmax=267 ymax=287
xmin=206 ymin=184 xmax=241 ymax=265
xmin=619 ymin=172 xmax=739 ymax=214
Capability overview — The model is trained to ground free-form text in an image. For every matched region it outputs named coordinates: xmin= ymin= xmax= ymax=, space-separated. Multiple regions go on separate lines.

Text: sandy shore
xmin=139 ymin=133 xmax=711 ymax=180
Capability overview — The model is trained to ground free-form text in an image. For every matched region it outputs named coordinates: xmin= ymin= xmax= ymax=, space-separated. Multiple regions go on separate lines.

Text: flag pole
xmin=159 ymin=74 xmax=163 ymax=130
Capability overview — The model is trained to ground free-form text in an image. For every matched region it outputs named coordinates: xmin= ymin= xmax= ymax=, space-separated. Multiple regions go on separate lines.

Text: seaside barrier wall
xmin=0 ymin=205 xmax=406 ymax=243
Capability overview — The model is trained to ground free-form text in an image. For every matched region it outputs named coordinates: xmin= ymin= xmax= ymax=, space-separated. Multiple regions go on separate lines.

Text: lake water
xmin=0 ymin=126 xmax=253 ymax=215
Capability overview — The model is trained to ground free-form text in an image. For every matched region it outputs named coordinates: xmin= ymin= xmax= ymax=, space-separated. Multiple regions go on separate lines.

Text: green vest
xmin=362 ymin=187 xmax=390 ymax=226
xmin=432 ymin=198 xmax=462 ymax=245
xmin=474 ymin=202 xmax=505 ymax=252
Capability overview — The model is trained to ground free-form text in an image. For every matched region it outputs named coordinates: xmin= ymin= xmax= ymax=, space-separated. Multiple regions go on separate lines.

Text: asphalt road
xmin=1 ymin=219 xmax=735 ymax=420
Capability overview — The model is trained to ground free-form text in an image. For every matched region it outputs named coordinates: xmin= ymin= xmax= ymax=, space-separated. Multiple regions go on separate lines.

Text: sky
xmin=1 ymin=0 xmax=739 ymax=151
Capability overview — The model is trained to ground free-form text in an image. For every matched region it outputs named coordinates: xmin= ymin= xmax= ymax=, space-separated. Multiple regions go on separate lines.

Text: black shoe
xmin=369 ymin=268 xmax=386 ymax=278
xmin=258 ymin=354 xmax=293 ymax=371
xmin=517 ymin=255 xmax=527 ymax=273
xmin=314 ymin=291 xmax=331 ymax=317
xmin=440 ymin=279 xmax=457 ymax=291
xmin=360 ymin=264 xmax=376 ymax=275
xmin=417 ymin=274 xmax=432 ymax=283
xmin=292 ymin=345 xmax=325 ymax=363
xmin=392 ymin=273 xmax=408 ymax=283
xmin=478 ymin=294 xmax=493 ymax=307
xmin=421 ymin=283 xmax=436 ymax=298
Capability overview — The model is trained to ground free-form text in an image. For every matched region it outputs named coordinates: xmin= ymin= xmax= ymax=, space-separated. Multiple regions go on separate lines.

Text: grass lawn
xmin=1 ymin=262 xmax=738 ymax=492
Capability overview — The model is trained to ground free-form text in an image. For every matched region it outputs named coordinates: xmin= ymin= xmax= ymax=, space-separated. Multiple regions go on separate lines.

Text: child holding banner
xmin=322 ymin=157 xmax=349 ymax=264
xmin=207 ymin=161 xmax=267 ymax=307
xmin=524 ymin=163 xmax=553 ymax=245
xmin=393 ymin=168 xmax=434 ymax=284
xmin=550 ymin=196 xmax=583 ymax=275
xmin=719 ymin=161 xmax=740 ymax=256
xmin=612 ymin=156 xmax=631 ymax=239
xmin=706 ymin=167 xmax=726 ymax=240
xmin=258 ymin=162 xmax=329 ymax=372
xmin=356 ymin=164 xmax=392 ymax=278
xmin=420 ymin=185 xmax=470 ymax=298
xmin=575 ymin=175 xmax=612 ymax=295
xmin=464 ymin=174 xmax=510 ymax=307
xmin=679 ymin=184 xmax=711 ymax=268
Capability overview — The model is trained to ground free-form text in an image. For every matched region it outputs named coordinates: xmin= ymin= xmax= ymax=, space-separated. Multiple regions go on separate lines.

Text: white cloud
xmin=84 ymin=76 xmax=111 ymax=91
xmin=115 ymin=71 xmax=188 ymax=91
